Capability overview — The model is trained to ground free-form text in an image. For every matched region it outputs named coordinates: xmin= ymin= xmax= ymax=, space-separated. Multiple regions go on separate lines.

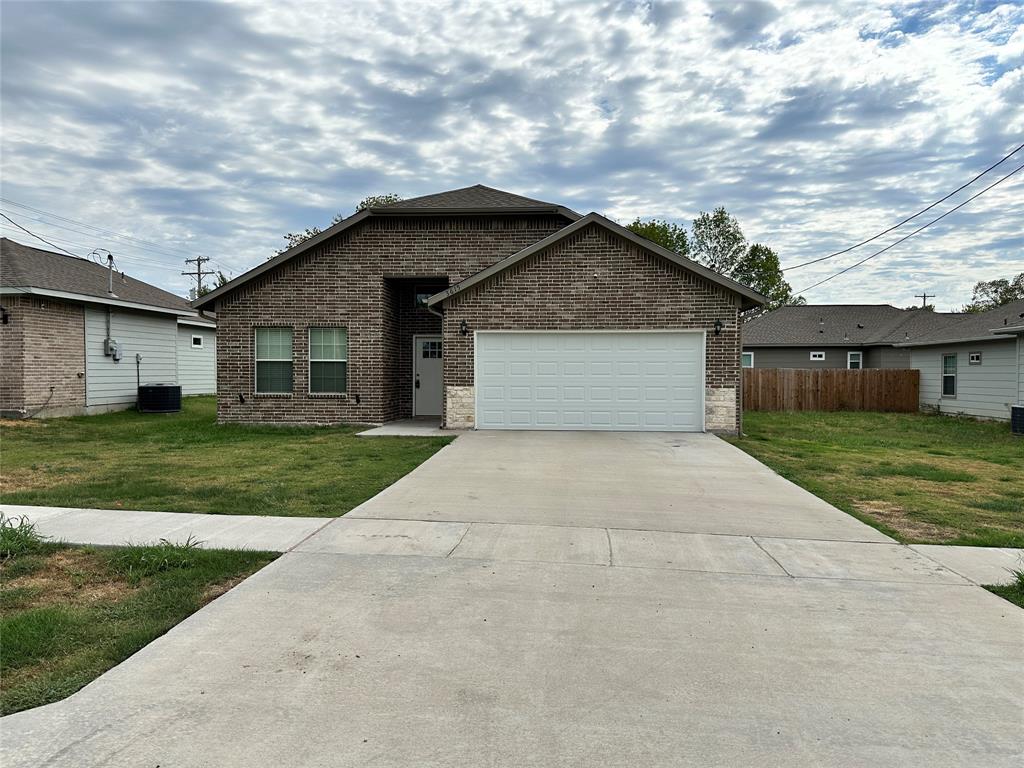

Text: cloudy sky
xmin=1 ymin=0 xmax=1021 ymax=308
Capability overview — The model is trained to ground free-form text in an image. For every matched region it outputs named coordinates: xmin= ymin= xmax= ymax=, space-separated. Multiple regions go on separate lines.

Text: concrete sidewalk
xmin=3 ymin=432 xmax=1022 ymax=767
xmin=1 ymin=504 xmax=332 ymax=552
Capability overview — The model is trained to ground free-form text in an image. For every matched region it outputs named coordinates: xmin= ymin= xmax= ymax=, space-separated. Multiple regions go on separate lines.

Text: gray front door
xmin=413 ymin=336 xmax=443 ymax=416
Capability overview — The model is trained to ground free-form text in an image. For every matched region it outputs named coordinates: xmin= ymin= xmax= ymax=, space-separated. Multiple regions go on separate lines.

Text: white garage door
xmin=475 ymin=332 xmax=705 ymax=432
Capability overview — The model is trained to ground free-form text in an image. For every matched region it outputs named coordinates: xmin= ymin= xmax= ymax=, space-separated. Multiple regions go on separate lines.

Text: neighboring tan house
xmin=894 ymin=300 xmax=1024 ymax=422
xmin=194 ymin=185 xmax=765 ymax=433
xmin=742 ymin=305 xmax=964 ymax=370
xmin=0 ymin=238 xmax=216 ymax=418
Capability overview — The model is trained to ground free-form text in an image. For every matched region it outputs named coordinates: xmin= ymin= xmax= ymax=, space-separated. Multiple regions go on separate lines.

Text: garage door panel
xmin=475 ymin=332 xmax=704 ymax=432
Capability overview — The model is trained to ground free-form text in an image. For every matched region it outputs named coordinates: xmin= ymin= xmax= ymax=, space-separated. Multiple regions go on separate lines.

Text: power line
xmin=797 ymin=161 xmax=1023 ymax=295
xmin=0 ymin=198 xmax=202 ymax=260
xmin=0 ymin=198 xmax=233 ymax=273
xmin=182 ymin=256 xmax=215 ymax=295
xmin=783 ymin=141 xmax=1024 ymax=272
xmin=0 ymin=222 xmax=186 ymax=274
xmin=0 ymin=212 xmax=82 ymax=258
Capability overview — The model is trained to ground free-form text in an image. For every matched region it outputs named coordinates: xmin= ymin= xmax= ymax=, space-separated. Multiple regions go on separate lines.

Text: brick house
xmin=0 ymin=238 xmax=215 ymax=418
xmin=195 ymin=186 xmax=764 ymax=433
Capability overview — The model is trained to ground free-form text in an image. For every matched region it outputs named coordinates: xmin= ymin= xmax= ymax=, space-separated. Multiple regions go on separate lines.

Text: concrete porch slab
xmin=756 ymin=538 xmax=970 ymax=584
xmin=911 ymin=545 xmax=1024 ymax=586
xmin=357 ymin=418 xmax=455 ymax=437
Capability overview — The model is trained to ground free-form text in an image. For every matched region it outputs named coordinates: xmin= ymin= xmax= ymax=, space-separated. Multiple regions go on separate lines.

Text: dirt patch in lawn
xmin=2 ymin=550 xmax=135 ymax=607
xmin=851 ymin=500 xmax=955 ymax=543
xmin=0 ymin=419 xmax=44 ymax=429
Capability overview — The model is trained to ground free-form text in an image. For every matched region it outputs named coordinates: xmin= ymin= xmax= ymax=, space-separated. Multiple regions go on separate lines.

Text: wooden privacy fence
xmin=743 ymin=368 xmax=920 ymax=412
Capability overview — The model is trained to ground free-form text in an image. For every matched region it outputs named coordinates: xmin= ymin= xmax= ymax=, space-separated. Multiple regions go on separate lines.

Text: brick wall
xmin=213 ymin=214 xmax=568 ymax=424
xmin=0 ymin=295 xmax=86 ymax=417
xmin=440 ymin=224 xmax=743 ymax=433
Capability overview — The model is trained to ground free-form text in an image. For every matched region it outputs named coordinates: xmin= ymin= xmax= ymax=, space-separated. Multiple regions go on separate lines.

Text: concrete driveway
xmin=3 ymin=432 xmax=1021 ymax=767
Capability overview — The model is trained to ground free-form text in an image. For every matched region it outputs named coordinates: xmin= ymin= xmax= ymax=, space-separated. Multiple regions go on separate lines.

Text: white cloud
xmin=0 ymin=0 xmax=1021 ymax=308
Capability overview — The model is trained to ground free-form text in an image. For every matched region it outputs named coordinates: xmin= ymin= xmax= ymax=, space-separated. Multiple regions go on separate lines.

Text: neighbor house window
xmin=941 ymin=353 xmax=957 ymax=397
xmin=255 ymin=327 xmax=293 ymax=394
xmin=847 ymin=351 xmax=862 ymax=369
xmin=191 ymin=335 xmax=203 ymax=349
xmin=741 ymin=352 xmax=754 ymax=368
xmin=810 ymin=351 xmax=825 ymax=361
xmin=969 ymin=352 xmax=982 ymax=365
xmin=309 ymin=328 xmax=347 ymax=393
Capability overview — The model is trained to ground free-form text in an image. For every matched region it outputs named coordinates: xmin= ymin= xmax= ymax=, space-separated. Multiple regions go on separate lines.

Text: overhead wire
xmin=796 ymin=161 xmax=1024 ymax=294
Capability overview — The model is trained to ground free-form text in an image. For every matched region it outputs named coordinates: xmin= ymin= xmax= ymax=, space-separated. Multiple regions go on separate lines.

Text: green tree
xmin=626 ymin=218 xmax=689 ymax=256
xmin=691 ymin=207 xmax=747 ymax=274
xmin=356 ymin=193 xmax=403 ymax=211
xmin=196 ymin=270 xmax=230 ymax=297
xmin=278 ymin=194 xmax=403 ymax=254
xmin=731 ymin=244 xmax=805 ymax=312
xmin=963 ymin=273 xmax=1024 ymax=312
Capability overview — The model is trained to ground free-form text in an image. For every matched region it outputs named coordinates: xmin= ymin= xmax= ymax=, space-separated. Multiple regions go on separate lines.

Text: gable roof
xmin=742 ymin=304 xmax=974 ymax=346
xmin=894 ymin=299 xmax=1024 ymax=346
xmin=372 ymin=184 xmax=578 ymax=216
xmin=427 ymin=212 xmax=766 ymax=310
xmin=194 ymin=184 xmax=579 ymax=310
xmin=0 ymin=238 xmax=195 ymax=315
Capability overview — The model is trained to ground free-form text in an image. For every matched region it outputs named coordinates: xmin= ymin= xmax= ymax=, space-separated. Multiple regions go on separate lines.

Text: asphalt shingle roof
xmin=373 ymin=184 xmax=565 ymax=212
xmin=743 ymin=305 xmax=917 ymax=346
xmin=1 ymin=238 xmax=193 ymax=312
xmin=744 ymin=301 xmax=1024 ymax=347
xmin=897 ymin=299 xmax=1024 ymax=344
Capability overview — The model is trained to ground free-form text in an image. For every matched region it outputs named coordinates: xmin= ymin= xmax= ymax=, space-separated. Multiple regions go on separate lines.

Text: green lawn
xmin=0 ymin=396 xmax=452 ymax=517
xmin=0 ymin=515 xmax=275 ymax=714
xmin=728 ymin=411 xmax=1024 ymax=548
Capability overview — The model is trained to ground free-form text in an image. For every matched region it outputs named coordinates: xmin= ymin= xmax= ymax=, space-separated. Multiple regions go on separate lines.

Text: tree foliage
xmin=356 ymin=193 xmax=404 ymax=211
xmin=628 ymin=207 xmax=803 ymax=314
xmin=196 ymin=270 xmax=230 ymax=297
xmin=278 ymin=194 xmax=404 ymax=254
xmin=691 ymin=207 xmax=747 ymax=275
xmin=963 ymin=273 xmax=1024 ymax=313
xmin=626 ymin=218 xmax=689 ymax=256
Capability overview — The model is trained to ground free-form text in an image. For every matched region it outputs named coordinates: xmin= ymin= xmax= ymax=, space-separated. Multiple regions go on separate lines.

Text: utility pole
xmin=182 ymin=256 xmax=214 ymax=297
xmin=914 ymin=292 xmax=934 ymax=309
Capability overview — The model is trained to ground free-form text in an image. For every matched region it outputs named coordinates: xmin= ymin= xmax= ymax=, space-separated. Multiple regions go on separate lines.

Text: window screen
xmin=255 ymin=327 xmax=293 ymax=393
xmin=310 ymin=328 xmax=347 ymax=393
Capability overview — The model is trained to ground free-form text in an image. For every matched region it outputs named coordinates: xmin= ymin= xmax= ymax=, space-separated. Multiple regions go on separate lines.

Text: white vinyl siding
xmin=176 ymin=325 xmax=216 ymax=395
xmin=475 ymin=331 xmax=704 ymax=432
xmin=1018 ymin=336 xmax=1024 ymax=405
xmin=912 ymin=339 xmax=1018 ymax=421
xmin=84 ymin=307 xmax=178 ymax=407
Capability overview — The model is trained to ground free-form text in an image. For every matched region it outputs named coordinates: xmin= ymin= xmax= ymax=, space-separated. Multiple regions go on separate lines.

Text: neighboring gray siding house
xmin=0 ymin=238 xmax=216 ymax=417
xmin=176 ymin=317 xmax=217 ymax=395
xmin=896 ymin=300 xmax=1024 ymax=422
xmin=742 ymin=305 xmax=963 ymax=370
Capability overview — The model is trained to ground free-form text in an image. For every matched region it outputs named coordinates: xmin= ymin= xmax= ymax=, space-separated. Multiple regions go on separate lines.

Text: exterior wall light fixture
xmin=460 ymin=319 xmax=469 ymax=336
xmin=713 ymin=318 xmax=723 ymax=335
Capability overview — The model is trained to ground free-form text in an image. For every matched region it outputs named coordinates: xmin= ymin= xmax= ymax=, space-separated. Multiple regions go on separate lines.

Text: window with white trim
xmin=191 ymin=334 xmax=203 ymax=349
xmin=847 ymin=351 xmax=862 ymax=369
xmin=809 ymin=351 xmax=825 ymax=361
xmin=741 ymin=352 xmax=754 ymax=368
xmin=941 ymin=353 xmax=956 ymax=397
xmin=309 ymin=328 xmax=347 ymax=393
xmin=968 ymin=351 xmax=982 ymax=365
xmin=255 ymin=327 xmax=293 ymax=394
